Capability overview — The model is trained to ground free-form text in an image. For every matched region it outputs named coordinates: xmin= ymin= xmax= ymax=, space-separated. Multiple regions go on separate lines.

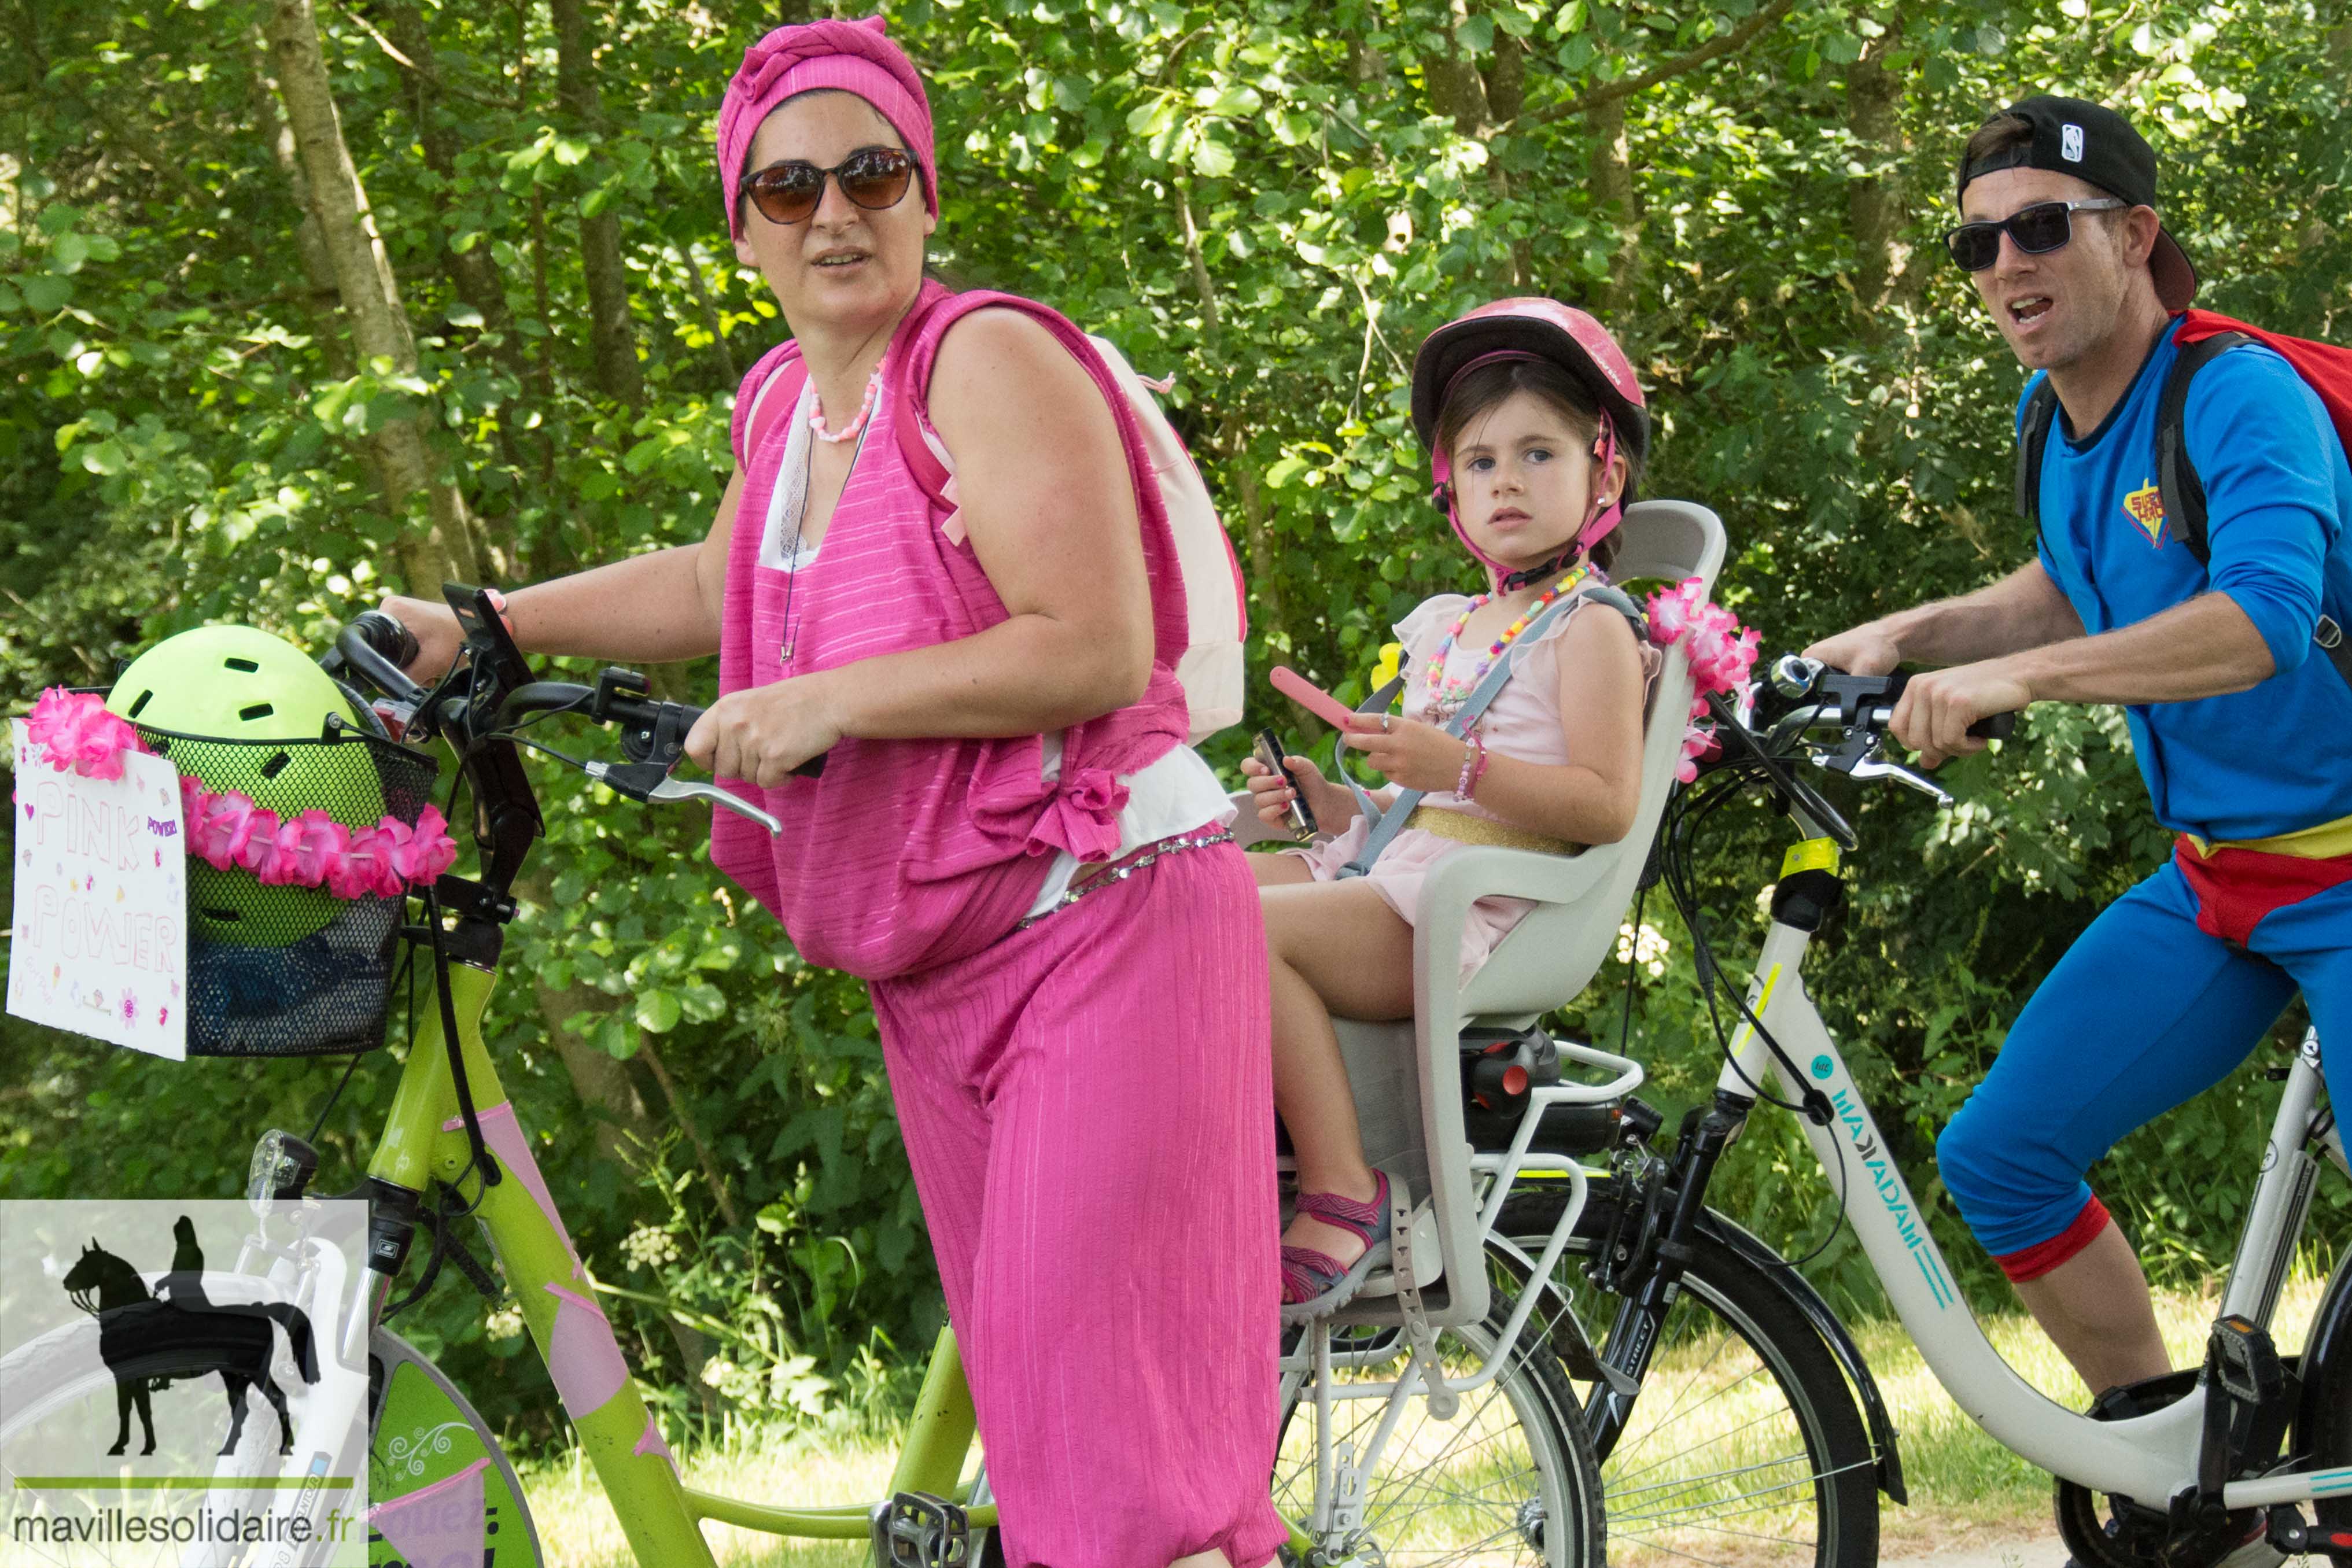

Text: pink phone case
xmin=1270 ymin=666 xmax=1362 ymax=731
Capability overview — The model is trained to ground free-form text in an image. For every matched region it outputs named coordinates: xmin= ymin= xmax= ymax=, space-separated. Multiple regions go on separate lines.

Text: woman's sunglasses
xmin=1944 ymin=197 xmax=2126 ymax=272
xmin=738 ymin=147 xmax=915 ymax=227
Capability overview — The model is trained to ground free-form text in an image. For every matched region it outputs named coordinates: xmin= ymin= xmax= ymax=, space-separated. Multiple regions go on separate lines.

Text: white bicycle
xmin=1491 ymin=659 xmax=2350 ymax=1568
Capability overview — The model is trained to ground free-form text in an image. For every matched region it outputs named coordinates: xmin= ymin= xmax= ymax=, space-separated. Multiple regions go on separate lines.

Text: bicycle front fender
xmin=1699 ymin=1209 xmax=1909 ymax=1506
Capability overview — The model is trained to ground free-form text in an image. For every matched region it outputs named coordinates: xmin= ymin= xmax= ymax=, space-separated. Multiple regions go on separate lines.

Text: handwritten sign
xmin=8 ymin=719 xmax=188 ymax=1060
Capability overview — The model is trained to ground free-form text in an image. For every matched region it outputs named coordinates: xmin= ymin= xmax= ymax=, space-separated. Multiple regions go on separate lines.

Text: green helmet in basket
xmin=107 ymin=625 xmax=387 ymax=945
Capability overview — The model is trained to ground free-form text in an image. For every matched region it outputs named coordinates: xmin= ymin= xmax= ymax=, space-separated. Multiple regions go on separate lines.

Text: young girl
xmin=1241 ymin=299 xmax=1656 ymax=1318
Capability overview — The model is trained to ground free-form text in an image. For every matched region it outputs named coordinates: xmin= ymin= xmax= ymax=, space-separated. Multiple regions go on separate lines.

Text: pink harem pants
xmin=871 ymin=842 xmax=1288 ymax=1568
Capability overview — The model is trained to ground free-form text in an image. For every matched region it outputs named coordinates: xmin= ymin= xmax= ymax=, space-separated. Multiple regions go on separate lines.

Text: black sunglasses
xmin=1944 ymin=197 xmax=2126 ymax=272
xmin=738 ymin=147 xmax=916 ymax=227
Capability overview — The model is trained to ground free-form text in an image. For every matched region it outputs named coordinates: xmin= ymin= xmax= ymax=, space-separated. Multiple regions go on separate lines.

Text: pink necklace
xmin=809 ymin=365 xmax=883 ymax=445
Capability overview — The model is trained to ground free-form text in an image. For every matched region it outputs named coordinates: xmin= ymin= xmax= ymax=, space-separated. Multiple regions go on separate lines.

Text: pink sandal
xmin=1280 ymin=1171 xmax=1393 ymax=1324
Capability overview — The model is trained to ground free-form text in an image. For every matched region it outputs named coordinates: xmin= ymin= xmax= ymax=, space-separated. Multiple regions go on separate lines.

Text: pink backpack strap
xmin=731 ymin=340 xmax=806 ymax=471
xmin=889 ymin=289 xmax=1130 ymax=514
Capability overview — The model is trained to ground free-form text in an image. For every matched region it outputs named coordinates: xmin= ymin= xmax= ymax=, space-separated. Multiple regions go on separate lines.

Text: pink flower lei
xmin=24 ymin=687 xmax=454 ymax=901
xmin=1643 ymin=578 xmax=1762 ymax=784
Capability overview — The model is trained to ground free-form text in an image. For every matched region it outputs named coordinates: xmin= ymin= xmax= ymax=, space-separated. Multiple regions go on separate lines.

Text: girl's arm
xmin=1341 ymin=607 xmax=1646 ymax=844
xmin=1468 ymin=608 xmax=1646 ymax=844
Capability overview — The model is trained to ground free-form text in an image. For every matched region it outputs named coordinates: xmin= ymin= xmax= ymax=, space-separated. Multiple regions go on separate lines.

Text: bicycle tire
xmin=1268 ymin=1253 xmax=1606 ymax=1567
xmin=0 ymin=1318 xmax=540 ymax=1568
xmin=2307 ymin=1249 xmax=2351 ymax=1550
xmin=969 ymin=1257 xmax=1605 ymax=1567
xmin=1497 ymin=1182 xmax=1881 ymax=1568
xmin=365 ymin=1327 xmax=541 ymax=1567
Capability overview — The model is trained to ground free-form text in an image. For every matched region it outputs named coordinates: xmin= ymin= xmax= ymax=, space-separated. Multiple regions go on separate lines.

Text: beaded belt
xmin=1401 ymin=805 xmax=1575 ymax=857
xmin=1013 ymin=827 xmax=1236 ymax=931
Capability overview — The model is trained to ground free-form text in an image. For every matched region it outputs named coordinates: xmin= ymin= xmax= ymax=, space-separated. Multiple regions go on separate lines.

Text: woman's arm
xmin=379 ymin=469 xmax=744 ymax=678
xmin=687 ymin=308 xmax=1156 ymax=785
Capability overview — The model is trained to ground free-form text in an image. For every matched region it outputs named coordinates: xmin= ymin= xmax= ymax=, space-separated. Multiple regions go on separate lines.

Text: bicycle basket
xmin=137 ymin=724 xmax=443 ymax=1057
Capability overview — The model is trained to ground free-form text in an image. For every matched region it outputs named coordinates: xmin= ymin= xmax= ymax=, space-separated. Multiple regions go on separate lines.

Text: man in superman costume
xmin=1809 ymin=96 xmax=2352 ymax=1400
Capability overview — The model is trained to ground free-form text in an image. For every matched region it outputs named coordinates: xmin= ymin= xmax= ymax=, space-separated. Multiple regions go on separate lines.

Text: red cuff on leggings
xmin=1995 ymin=1194 xmax=2112 ymax=1283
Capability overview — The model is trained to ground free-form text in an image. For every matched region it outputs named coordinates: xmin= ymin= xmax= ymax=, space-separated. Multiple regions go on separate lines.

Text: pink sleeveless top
xmin=712 ymin=282 xmax=1193 ymax=980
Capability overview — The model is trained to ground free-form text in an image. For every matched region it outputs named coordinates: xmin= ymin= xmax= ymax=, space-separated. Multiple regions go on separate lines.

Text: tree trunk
xmin=1846 ymin=12 xmax=1911 ymax=330
xmin=380 ymin=2 xmax=528 ymax=383
xmin=1587 ymin=94 xmax=1643 ymax=316
xmin=551 ymin=0 xmax=645 ymax=408
xmin=1423 ymin=0 xmax=1492 ymax=135
xmin=248 ymin=38 xmax=353 ymax=381
xmin=263 ymin=0 xmax=480 ymax=595
xmin=1177 ymin=180 xmax=1296 ymax=689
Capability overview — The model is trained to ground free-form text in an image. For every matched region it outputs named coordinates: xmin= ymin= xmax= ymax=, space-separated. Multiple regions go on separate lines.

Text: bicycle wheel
xmin=1270 ymin=1253 xmax=1607 ymax=1567
xmin=366 ymin=1328 xmax=541 ymax=1567
xmin=2307 ymin=1250 xmax=2351 ymax=1547
xmin=0 ymin=1319 xmax=539 ymax=1568
xmin=1497 ymin=1182 xmax=1880 ymax=1568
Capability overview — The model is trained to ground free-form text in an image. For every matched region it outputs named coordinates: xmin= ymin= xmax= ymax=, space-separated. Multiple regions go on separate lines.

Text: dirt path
xmin=1887 ymin=1526 xmax=2067 ymax=1567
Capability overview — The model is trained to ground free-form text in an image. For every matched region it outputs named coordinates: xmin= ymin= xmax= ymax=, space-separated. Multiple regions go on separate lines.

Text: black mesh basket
xmin=137 ymin=723 xmax=443 ymax=1057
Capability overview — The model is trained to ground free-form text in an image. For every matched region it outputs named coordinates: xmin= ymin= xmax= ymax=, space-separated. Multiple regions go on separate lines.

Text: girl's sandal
xmin=1278 ymin=1170 xmax=1395 ymax=1325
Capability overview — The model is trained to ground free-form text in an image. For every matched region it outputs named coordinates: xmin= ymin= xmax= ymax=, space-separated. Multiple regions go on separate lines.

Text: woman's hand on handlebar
xmin=1241 ymin=752 xmax=1354 ymax=832
xmin=685 ymin=676 xmax=842 ymax=788
xmin=1801 ymin=622 xmax=1904 ymax=677
xmin=377 ymin=595 xmax=466 ymax=682
xmin=1892 ymin=661 xmax=2032 ymax=769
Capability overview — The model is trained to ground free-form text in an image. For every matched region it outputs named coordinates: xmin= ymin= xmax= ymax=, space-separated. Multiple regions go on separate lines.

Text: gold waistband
xmin=2184 ymin=809 xmax=2352 ymax=861
xmin=1403 ymin=805 xmax=1576 ymax=856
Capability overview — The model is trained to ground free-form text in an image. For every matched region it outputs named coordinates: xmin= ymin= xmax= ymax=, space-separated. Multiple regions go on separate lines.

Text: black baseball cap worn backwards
xmin=1956 ymin=94 xmax=2198 ymax=310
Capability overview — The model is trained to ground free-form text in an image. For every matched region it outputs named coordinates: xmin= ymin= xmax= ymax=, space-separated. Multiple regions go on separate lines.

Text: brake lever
xmin=584 ymin=759 xmax=783 ymax=833
xmin=1839 ymin=752 xmax=1953 ymax=808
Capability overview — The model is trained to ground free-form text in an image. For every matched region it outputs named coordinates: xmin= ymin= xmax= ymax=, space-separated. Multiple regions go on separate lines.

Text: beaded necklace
xmin=809 ymin=364 xmax=883 ymax=444
xmin=1420 ymin=565 xmax=1590 ymax=721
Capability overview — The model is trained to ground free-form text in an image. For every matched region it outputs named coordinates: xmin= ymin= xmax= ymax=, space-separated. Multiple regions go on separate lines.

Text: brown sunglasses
xmin=738 ymin=147 xmax=915 ymax=227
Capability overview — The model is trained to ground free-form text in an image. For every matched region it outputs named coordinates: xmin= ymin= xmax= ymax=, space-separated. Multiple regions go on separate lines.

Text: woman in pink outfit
xmin=379 ymin=18 xmax=1284 ymax=1567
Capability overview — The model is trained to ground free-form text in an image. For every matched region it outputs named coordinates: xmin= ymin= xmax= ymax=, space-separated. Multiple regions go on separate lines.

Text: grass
xmin=515 ymin=1273 xmax=2337 ymax=1567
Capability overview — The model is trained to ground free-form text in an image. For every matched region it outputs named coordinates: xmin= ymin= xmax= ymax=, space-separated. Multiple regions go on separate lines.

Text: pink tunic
xmin=712 ymin=281 xmax=1192 ymax=980
xmin=1289 ymin=585 xmax=1658 ymax=976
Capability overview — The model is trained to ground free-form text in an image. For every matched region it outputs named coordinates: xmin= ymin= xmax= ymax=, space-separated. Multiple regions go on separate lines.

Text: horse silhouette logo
xmin=59 ymin=1215 xmax=319 ymax=1458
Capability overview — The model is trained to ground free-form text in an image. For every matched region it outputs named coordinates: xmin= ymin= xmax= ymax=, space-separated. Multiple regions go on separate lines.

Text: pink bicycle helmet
xmin=1411 ymin=298 xmax=1649 ymax=580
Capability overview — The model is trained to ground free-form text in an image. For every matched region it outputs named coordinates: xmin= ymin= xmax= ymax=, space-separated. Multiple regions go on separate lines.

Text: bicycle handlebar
xmin=327 ymin=600 xmax=798 ymax=839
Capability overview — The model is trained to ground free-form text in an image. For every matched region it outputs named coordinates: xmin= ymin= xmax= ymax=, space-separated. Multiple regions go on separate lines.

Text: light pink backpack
xmin=731 ymin=291 xmax=1247 ymax=744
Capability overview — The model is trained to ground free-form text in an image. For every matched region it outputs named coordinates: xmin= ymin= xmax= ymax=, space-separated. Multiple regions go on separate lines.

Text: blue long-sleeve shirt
xmin=2027 ymin=318 xmax=2352 ymax=842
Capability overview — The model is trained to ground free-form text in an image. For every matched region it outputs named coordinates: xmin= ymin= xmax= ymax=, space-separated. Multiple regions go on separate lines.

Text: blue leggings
xmin=1937 ymin=858 xmax=2351 ymax=1260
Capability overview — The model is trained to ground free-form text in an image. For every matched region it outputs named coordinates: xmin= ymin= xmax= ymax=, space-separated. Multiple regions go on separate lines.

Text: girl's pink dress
xmin=1286 ymin=586 xmax=1657 ymax=977
xmin=714 ymin=283 xmax=1285 ymax=1568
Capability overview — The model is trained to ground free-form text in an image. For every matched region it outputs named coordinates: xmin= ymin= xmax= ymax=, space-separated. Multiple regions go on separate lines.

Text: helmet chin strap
xmin=1434 ymin=412 xmax=1624 ymax=591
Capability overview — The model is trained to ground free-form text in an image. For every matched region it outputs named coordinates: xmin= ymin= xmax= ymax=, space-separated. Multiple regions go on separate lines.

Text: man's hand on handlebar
xmin=685 ymin=677 xmax=843 ymax=788
xmin=1801 ymin=623 xmax=1904 ymax=678
xmin=1891 ymin=661 xmax=2033 ymax=769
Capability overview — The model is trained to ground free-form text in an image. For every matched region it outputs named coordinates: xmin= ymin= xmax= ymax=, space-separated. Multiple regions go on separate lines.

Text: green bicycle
xmin=1 ymin=592 xmax=1606 ymax=1567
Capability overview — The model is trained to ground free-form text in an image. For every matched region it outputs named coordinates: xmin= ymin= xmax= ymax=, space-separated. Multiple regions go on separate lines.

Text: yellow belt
xmin=1402 ymin=805 xmax=1576 ymax=857
xmin=2184 ymin=810 xmax=2352 ymax=861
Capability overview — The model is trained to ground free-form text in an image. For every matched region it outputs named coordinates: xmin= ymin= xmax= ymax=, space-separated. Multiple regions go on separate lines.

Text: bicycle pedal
xmin=870 ymin=1490 xmax=969 ymax=1568
xmin=2266 ymin=1506 xmax=2352 ymax=1562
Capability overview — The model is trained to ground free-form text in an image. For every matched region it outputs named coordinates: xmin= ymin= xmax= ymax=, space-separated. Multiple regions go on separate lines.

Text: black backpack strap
xmin=2016 ymin=378 xmax=2062 ymax=554
xmin=2155 ymin=330 xmax=2251 ymax=567
xmin=2153 ymin=329 xmax=2352 ymax=695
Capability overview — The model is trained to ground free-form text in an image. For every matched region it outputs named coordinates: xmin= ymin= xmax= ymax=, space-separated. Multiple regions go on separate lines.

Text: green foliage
xmin=3 ymin=0 xmax=2347 ymax=1452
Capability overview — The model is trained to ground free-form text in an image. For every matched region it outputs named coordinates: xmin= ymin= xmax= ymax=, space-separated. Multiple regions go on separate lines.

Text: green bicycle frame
xmin=364 ymin=956 xmax=995 ymax=1563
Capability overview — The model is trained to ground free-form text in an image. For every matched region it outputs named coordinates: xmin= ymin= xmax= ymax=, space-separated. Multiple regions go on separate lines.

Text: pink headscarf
xmin=716 ymin=15 xmax=938 ymax=240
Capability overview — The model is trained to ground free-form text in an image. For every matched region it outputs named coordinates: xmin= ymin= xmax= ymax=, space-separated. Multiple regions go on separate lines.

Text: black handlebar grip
xmin=351 ymin=610 xmax=419 ymax=671
xmin=1967 ymin=711 xmax=2018 ymax=741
